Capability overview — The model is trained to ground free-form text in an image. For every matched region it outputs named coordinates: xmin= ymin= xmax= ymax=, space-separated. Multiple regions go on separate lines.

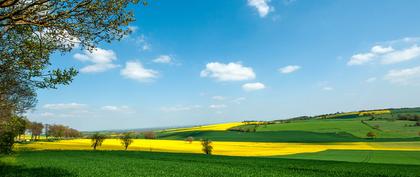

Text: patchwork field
xmin=4 ymin=108 xmax=420 ymax=176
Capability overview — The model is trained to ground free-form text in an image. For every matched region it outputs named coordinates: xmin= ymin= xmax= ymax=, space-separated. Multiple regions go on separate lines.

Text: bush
xmin=143 ymin=131 xmax=156 ymax=139
xmin=366 ymin=131 xmax=376 ymax=139
xmin=185 ymin=136 xmax=194 ymax=143
xmin=201 ymin=139 xmax=213 ymax=155
xmin=0 ymin=131 xmax=15 ymax=154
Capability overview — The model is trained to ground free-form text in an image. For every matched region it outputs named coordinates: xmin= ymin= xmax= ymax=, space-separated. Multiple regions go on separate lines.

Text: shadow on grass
xmin=0 ymin=163 xmax=74 ymax=177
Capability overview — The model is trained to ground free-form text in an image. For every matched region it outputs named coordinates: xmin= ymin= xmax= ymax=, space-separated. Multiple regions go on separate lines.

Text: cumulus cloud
xmin=248 ymin=0 xmax=273 ymax=17
xmin=384 ymin=66 xmax=420 ymax=85
xmin=121 ymin=61 xmax=158 ymax=82
xmin=347 ymin=53 xmax=376 ymax=66
xmin=348 ymin=38 xmax=420 ymax=65
xmin=371 ymin=45 xmax=394 ymax=54
xmin=381 ymin=45 xmax=420 ymax=64
xmin=347 ymin=45 xmax=395 ymax=66
xmin=279 ymin=65 xmax=301 ymax=74
xmin=43 ymin=103 xmax=87 ymax=110
xmin=200 ymin=62 xmax=256 ymax=81
xmin=242 ymin=82 xmax=266 ymax=91
xmin=209 ymin=104 xmax=227 ymax=109
xmin=160 ymin=105 xmax=201 ymax=112
xmin=153 ymin=55 xmax=172 ymax=64
xmin=74 ymin=48 xmax=119 ymax=73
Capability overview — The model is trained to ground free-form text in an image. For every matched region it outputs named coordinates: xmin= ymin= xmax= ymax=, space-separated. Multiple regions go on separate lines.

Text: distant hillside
xmin=282 ymin=107 xmax=420 ymax=121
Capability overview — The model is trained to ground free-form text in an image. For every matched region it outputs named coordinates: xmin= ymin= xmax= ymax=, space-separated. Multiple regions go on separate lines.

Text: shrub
xmin=185 ymin=136 xmax=194 ymax=143
xmin=366 ymin=131 xmax=376 ymax=139
xmin=143 ymin=131 xmax=156 ymax=139
xmin=201 ymin=139 xmax=213 ymax=155
xmin=0 ymin=131 xmax=15 ymax=154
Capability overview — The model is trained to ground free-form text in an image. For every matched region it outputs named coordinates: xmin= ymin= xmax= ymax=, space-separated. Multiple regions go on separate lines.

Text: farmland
xmin=1 ymin=150 xmax=420 ymax=177
xmin=3 ymin=107 xmax=420 ymax=176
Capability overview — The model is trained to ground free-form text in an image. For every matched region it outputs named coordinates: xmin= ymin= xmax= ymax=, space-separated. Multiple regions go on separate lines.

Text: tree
xmin=366 ymin=131 xmax=376 ymax=139
xmin=28 ymin=121 xmax=43 ymax=140
xmin=90 ymin=133 xmax=106 ymax=150
xmin=119 ymin=132 xmax=133 ymax=150
xmin=1 ymin=0 xmax=146 ymax=154
xmin=201 ymin=139 xmax=213 ymax=155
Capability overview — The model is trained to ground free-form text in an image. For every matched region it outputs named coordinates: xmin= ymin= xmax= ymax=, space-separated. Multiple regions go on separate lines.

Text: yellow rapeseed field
xmin=162 ymin=122 xmax=245 ymax=132
xmin=16 ymin=139 xmax=420 ymax=157
xmin=359 ymin=110 xmax=391 ymax=116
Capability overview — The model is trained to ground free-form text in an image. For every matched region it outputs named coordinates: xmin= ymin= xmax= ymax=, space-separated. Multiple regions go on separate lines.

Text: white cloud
xmin=348 ymin=38 xmax=420 ymax=65
xmin=101 ymin=105 xmax=134 ymax=113
xmin=153 ymin=55 xmax=172 ymax=64
xmin=135 ymin=35 xmax=151 ymax=51
xmin=121 ymin=61 xmax=158 ymax=82
xmin=242 ymin=82 xmax=266 ymax=91
xmin=161 ymin=105 xmax=201 ymax=112
xmin=322 ymin=86 xmax=334 ymax=91
xmin=347 ymin=53 xmax=376 ymax=66
xmin=209 ymin=104 xmax=227 ymax=109
xmin=248 ymin=0 xmax=273 ymax=17
xmin=200 ymin=62 xmax=256 ymax=81
xmin=384 ymin=66 xmax=420 ymax=85
xmin=381 ymin=45 xmax=420 ymax=64
xmin=371 ymin=45 xmax=394 ymax=54
xmin=73 ymin=48 xmax=119 ymax=73
xmin=212 ymin=96 xmax=226 ymax=100
xmin=279 ymin=65 xmax=301 ymax=74
xmin=232 ymin=97 xmax=246 ymax=104
xmin=366 ymin=77 xmax=377 ymax=83
xmin=347 ymin=45 xmax=394 ymax=66
xmin=43 ymin=103 xmax=87 ymax=110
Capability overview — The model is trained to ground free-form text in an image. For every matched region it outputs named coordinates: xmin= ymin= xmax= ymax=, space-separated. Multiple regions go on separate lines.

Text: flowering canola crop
xmin=16 ymin=139 xmax=420 ymax=157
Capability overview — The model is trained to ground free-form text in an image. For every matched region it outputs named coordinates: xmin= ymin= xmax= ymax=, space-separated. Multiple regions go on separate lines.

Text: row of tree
xmin=90 ymin=132 xmax=213 ymax=155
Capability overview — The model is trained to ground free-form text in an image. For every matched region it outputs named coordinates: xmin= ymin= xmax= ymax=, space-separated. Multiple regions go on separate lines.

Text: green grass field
xmin=159 ymin=130 xmax=368 ymax=142
xmin=277 ymin=150 xmax=420 ymax=165
xmin=1 ymin=150 xmax=420 ymax=177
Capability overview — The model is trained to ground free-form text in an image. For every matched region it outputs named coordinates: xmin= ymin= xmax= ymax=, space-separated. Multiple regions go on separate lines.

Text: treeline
xmin=46 ymin=124 xmax=81 ymax=139
xmin=0 ymin=115 xmax=80 ymax=153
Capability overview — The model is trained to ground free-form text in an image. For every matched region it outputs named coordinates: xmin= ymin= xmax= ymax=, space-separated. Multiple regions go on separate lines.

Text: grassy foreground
xmin=1 ymin=150 xmax=420 ymax=177
xmin=278 ymin=150 xmax=420 ymax=165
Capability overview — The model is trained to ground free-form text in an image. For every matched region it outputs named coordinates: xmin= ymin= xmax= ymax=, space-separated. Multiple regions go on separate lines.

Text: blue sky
xmin=28 ymin=0 xmax=420 ymax=131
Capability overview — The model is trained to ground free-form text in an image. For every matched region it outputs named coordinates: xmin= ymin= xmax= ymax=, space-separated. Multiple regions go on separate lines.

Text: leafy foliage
xmin=201 ymin=139 xmax=213 ymax=155
xmin=119 ymin=132 xmax=133 ymax=150
xmin=90 ymin=133 xmax=106 ymax=150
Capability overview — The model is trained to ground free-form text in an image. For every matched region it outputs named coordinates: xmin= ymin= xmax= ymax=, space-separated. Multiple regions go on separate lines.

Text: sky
xmin=27 ymin=0 xmax=420 ymax=131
